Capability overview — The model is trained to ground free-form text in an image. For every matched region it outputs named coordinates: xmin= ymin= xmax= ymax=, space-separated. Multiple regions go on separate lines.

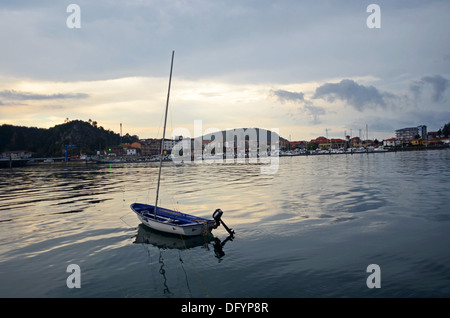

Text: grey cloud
xmin=0 ymin=99 xmax=27 ymax=107
xmin=303 ymin=104 xmax=326 ymax=124
xmin=272 ymin=90 xmax=305 ymax=103
xmin=1 ymin=103 xmax=22 ymax=107
xmin=410 ymin=75 xmax=449 ymax=102
xmin=313 ymin=79 xmax=387 ymax=111
xmin=409 ymin=81 xmax=423 ymax=100
xmin=0 ymin=90 xmax=89 ymax=101
xmin=0 ymin=1 xmax=448 ymax=85
xmin=272 ymin=89 xmax=325 ymax=124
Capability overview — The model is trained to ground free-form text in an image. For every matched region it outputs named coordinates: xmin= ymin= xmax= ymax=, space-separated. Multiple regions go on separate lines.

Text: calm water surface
xmin=1 ymin=150 xmax=449 ymax=297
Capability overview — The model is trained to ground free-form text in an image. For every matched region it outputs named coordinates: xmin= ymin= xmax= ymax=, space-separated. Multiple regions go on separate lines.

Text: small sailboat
xmin=131 ymin=51 xmax=234 ymax=237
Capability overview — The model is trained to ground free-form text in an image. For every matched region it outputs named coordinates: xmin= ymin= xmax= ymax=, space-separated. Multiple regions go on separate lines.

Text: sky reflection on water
xmin=1 ymin=150 xmax=450 ymax=297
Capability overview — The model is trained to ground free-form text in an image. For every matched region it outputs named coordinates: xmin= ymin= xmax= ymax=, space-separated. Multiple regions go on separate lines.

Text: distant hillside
xmin=0 ymin=121 xmax=288 ymax=157
xmin=0 ymin=120 xmax=120 ymax=157
xmin=201 ymin=128 xmax=288 ymax=143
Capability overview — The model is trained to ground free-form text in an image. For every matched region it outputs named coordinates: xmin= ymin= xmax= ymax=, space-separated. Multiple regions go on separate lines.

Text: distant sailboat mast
xmin=154 ymin=50 xmax=175 ymax=217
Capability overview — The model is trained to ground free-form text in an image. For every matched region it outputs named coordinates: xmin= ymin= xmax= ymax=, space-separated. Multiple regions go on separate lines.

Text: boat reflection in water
xmin=133 ymin=224 xmax=234 ymax=260
xmin=133 ymin=224 xmax=234 ymax=296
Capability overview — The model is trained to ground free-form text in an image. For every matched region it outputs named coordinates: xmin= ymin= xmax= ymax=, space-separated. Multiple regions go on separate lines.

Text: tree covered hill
xmin=0 ymin=120 xmax=120 ymax=157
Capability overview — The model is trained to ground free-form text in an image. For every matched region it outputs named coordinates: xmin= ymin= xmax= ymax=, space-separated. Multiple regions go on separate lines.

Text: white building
xmin=383 ymin=138 xmax=402 ymax=147
xmin=395 ymin=125 xmax=426 ymax=140
xmin=163 ymin=138 xmax=180 ymax=151
xmin=126 ymin=148 xmax=138 ymax=155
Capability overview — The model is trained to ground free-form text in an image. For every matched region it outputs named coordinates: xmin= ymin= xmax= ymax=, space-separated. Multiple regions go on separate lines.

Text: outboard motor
xmin=213 ymin=209 xmax=235 ymax=237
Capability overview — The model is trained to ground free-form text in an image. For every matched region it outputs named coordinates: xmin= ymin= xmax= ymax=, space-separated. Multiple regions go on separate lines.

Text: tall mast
xmin=154 ymin=50 xmax=174 ymax=216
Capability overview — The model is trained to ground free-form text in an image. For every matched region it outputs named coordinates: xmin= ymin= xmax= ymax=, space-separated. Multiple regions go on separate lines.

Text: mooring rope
xmin=179 ymin=233 xmax=211 ymax=298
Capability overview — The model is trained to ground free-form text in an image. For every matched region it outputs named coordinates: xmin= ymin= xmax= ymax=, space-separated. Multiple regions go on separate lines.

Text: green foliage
xmin=0 ymin=120 xmax=121 ymax=157
xmin=443 ymin=122 xmax=450 ymax=138
xmin=121 ymin=133 xmax=139 ymax=144
xmin=307 ymin=142 xmax=318 ymax=151
xmin=0 ymin=124 xmax=45 ymax=155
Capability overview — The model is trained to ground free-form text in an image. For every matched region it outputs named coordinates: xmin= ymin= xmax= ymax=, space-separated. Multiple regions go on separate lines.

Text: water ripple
xmin=1 ymin=150 xmax=450 ymax=297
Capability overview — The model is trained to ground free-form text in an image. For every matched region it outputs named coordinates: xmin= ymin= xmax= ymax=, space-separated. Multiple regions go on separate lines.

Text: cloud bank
xmin=272 ymin=74 xmax=449 ymax=137
xmin=0 ymin=90 xmax=89 ymax=101
xmin=272 ymin=90 xmax=305 ymax=103
xmin=410 ymin=75 xmax=449 ymax=103
xmin=0 ymin=90 xmax=89 ymax=108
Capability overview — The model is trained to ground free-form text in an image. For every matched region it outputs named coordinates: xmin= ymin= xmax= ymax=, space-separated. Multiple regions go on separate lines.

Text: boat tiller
xmin=213 ymin=209 xmax=235 ymax=237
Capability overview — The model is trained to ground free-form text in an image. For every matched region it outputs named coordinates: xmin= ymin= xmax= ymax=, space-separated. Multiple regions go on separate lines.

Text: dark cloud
xmin=410 ymin=75 xmax=449 ymax=102
xmin=312 ymin=79 xmax=388 ymax=111
xmin=0 ymin=90 xmax=89 ymax=101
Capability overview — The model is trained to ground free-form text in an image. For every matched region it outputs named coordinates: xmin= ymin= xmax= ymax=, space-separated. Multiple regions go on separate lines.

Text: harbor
xmin=2 ymin=143 xmax=449 ymax=169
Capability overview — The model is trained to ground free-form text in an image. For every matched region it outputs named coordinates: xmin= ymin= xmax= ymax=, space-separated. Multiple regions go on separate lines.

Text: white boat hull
xmin=137 ymin=214 xmax=214 ymax=236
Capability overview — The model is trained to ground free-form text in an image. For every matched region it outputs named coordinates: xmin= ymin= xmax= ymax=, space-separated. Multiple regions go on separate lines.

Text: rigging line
xmin=119 ymin=213 xmax=134 ymax=228
xmin=179 ymin=234 xmax=211 ymax=298
xmin=156 ymin=107 xmax=164 ymax=139
xmin=165 ymin=181 xmax=179 ymax=212
xmin=169 ymin=89 xmax=174 ymax=140
xmin=178 ymin=250 xmax=193 ymax=297
xmin=141 ymin=244 xmax=158 ymax=294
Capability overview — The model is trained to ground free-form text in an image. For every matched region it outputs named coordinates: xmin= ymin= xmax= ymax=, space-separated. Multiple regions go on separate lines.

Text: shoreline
xmin=1 ymin=145 xmax=448 ymax=169
xmin=281 ymin=145 xmax=449 ymax=157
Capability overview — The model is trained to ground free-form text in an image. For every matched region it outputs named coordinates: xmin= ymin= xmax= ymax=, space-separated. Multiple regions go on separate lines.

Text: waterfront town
xmin=1 ymin=122 xmax=449 ymax=167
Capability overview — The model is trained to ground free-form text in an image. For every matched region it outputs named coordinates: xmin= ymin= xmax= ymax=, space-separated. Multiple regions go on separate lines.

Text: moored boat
xmin=131 ymin=203 xmax=217 ymax=236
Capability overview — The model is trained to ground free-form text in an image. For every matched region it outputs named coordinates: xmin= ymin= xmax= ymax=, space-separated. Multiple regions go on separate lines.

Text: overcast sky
xmin=1 ymin=0 xmax=449 ymax=141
